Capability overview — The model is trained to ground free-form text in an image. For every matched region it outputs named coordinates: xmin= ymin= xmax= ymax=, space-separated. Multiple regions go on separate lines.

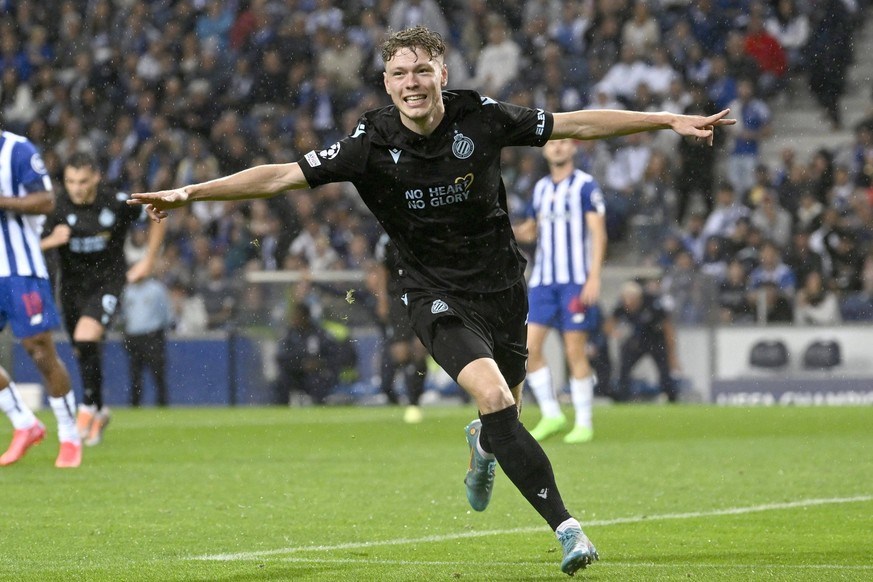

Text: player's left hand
xmin=672 ymin=109 xmax=736 ymax=146
xmin=127 ymin=188 xmax=191 ymax=222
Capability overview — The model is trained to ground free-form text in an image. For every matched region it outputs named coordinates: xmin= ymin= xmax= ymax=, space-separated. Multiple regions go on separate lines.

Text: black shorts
xmin=385 ymin=291 xmax=417 ymax=343
xmin=60 ymin=278 xmax=123 ymax=334
xmin=403 ymin=279 xmax=528 ymax=386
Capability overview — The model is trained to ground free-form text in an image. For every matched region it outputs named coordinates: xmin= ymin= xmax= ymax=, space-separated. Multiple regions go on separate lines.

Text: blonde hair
xmin=381 ymin=26 xmax=446 ymax=63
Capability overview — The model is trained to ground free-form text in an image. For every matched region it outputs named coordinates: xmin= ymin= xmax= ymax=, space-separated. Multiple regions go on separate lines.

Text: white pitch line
xmin=192 ymin=494 xmax=873 ymax=562
xmin=276 ymin=558 xmax=873 ymax=571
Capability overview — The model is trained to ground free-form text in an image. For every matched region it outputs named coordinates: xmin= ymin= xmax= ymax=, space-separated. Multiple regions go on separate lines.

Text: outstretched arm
xmin=551 ymin=109 xmax=735 ymax=145
xmin=127 ymin=162 xmax=310 ymax=222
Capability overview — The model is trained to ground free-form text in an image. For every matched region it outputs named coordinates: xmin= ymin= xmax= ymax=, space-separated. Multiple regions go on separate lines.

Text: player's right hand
xmin=127 ymin=188 xmax=190 ymax=222
xmin=47 ymin=224 xmax=71 ymax=246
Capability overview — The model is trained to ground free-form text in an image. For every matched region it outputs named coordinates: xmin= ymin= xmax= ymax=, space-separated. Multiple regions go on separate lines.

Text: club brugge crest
xmin=99 ymin=207 xmax=116 ymax=227
xmin=452 ymin=133 xmax=474 ymax=159
xmin=431 ymin=299 xmax=449 ymax=314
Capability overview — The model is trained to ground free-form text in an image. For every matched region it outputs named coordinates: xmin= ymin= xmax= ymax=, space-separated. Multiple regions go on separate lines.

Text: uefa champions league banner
xmin=713 ymin=378 xmax=873 ymax=406
xmin=709 ymin=326 xmax=873 ymax=406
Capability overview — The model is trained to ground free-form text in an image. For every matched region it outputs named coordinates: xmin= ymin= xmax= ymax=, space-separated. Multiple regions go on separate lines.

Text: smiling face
xmin=383 ymin=46 xmax=447 ymax=135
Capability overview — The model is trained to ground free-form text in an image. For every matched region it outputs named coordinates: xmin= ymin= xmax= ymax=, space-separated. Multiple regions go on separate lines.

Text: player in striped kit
xmin=515 ymin=138 xmax=607 ymax=444
xmin=0 ymin=129 xmax=82 ymax=468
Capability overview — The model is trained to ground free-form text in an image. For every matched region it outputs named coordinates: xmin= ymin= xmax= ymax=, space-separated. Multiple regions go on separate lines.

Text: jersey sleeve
xmin=484 ymin=98 xmax=553 ymax=148
xmin=13 ymin=140 xmax=52 ymax=194
xmin=581 ymin=179 xmax=606 ymax=216
xmin=298 ymin=123 xmax=370 ymax=188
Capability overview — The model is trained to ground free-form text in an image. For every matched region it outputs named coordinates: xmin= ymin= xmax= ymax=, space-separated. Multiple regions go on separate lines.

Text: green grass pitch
xmin=1 ymin=404 xmax=871 ymax=581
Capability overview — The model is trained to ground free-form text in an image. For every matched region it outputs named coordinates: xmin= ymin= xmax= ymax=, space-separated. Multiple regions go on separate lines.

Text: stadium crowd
xmin=1 ymin=0 xmax=872 ymax=336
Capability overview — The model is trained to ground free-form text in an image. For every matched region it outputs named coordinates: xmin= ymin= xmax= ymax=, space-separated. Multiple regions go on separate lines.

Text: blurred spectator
xmin=749 ymin=240 xmax=797 ymax=294
xmin=784 ymin=227 xmax=826 ymax=288
xmin=470 ymin=14 xmax=521 ymax=97
xmin=603 ymin=133 xmax=652 ymax=241
xmin=0 ymin=67 xmax=35 ymax=131
xmin=765 ymin=0 xmax=810 ymax=74
xmin=841 ymin=248 xmax=873 ymax=320
xmin=388 ymin=0 xmax=450 ymax=41
xmin=742 ymin=12 xmax=787 ymax=98
xmin=271 ymin=303 xmax=343 ymax=405
xmin=806 ymin=0 xmax=856 ymax=129
xmin=621 ymin=0 xmax=660 ymax=55
xmin=707 ymin=55 xmax=737 ymax=111
xmin=605 ymin=281 xmax=680 ymax=402
xmin=750 ymin=191 xmax=792 ymax=249
xmin=702 ymin=183 xmax=749 ymax=242
xmin=660 ymin=249 xmax=708 ymax=324
xmin=596 ymin=44 xmax=649 ymax=107
xmin=726 ymin=78 xmax=772 ymax=199
xmin=755 ymin=281 xmax=794 ymax=323
xmin=198 ymin=256 xmax=237 ymax=330
xmin=675 ymin=84 xmax=721 ymax=222
xmin=700 ymin=235 xmax=728 ymax=281
xmin=794 ymin=271 xmax=842 ymax=325
xmin=121 ymin=277 xmax=172 ymax=407
xmin=168 ymin=279 xmax=209 ymax=335
xmin=719 ymin=258 xmax=755 ymax=323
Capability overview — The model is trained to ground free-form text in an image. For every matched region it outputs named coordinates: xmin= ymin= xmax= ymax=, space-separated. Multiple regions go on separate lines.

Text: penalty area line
xmin=191 ymin=494 xmax=873 ymax=561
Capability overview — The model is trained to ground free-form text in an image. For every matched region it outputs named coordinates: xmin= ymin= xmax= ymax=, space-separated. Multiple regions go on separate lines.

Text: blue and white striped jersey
xmin=0 ymin=131 xmax=52 ymax=279
xmin=526 ymin=168 xmax=605 ymax=287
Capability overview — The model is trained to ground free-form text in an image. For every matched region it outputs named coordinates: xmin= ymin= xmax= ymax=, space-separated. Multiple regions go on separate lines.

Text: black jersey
xmin=44 ymin=187 xmax=143 ymax=286
xmin=299 ymin=90 xmax=554 ymax=293
xmin=612 ymin=295 xmax=670 ymax=341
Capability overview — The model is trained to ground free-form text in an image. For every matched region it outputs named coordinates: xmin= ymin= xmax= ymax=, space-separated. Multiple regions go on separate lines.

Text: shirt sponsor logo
xmin=403 ymin=173 xmax=474 ymax=210
xmin=431 ymin=299 xmax=448 ymax=314
xmin=304 ymin=151 xmax=321 ymax=167
xmin=452 ymin=133 xmax=474 ymax=160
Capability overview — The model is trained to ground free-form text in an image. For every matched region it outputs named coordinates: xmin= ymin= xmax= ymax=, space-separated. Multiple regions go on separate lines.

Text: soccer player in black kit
xmin=41 ymin=153 xmax=165 ymax=446
xmin=129 ymin=26 xmax=733 ymax=576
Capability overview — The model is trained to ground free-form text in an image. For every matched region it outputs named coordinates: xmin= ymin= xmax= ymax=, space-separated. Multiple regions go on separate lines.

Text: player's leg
xmin=402 ymin=338 xmax=428 ymax=423
xmin=0 ymin=364 xmax=46 ymax=466
xmin=526 ymin=322 xmax=567 ymax=441
xmin=379 ymin=334 xmax=401 ymax=405
xmin=616 ymin=337 xmax=645 ymax=402
xmin=649 ymin=341 xmax=678 ymax=402
xmin=20 ymin=330 xmax=81 ymax=467
xmin=124 ymin=334 xmax=144 ymax=407
xmin=72 ymin=315 xmax=111 ymax=446
xmin=5 ymin=276 xmax=80 ymax=467
xmin=150 ymin=331 xmax=169 ymax=407
xmin=455 ymin=357 xmax=598 ymax=573
xmin=562 ymin=329 xmax=595 ymax=443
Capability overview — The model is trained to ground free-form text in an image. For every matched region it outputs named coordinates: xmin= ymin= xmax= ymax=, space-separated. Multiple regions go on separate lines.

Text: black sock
xmin=75 ymin=341 xmax=103 ymax=410
xmin=479 ymin=405 xmax=572 ymax=530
